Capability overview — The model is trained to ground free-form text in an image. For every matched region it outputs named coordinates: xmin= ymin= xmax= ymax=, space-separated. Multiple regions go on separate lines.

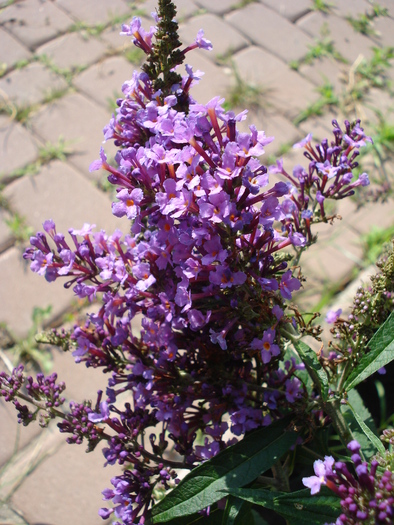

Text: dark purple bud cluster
xmin=58 ymin=398 xmax=104 ymax=451
xmin=324 ymin=247 xmax=394 ymax=376
xmin=0 ymin=365 xmax=66 ymax=426
xmin=0 ymin=364 xmax=25 ymax=402
xmin=272 ymin=120 xmax=370 ymax=245
xmin=99 ymin=463 xmax=178 ymax=525
xmin=304 ymin=440 xmax=394 ymax=524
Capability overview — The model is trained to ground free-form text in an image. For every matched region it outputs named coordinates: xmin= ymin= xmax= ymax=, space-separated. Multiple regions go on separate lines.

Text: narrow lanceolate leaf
xmin=227 ymin=487 xmax=341 ymax=525
xmin=150 ymin=416 xmax=297 ymax=523
xmin=343 ymin=311 xmax=394 ymax=392
xmin=154 ymin=507 xmax=224 ymax=525
xmin=347 ymin=398 xmax=385 ymax=455
xmin=293 ymin=341 xmax=328 ymax=400
xmin=222 ymin=495 xmax=250 ymax=525
xmin=340 ymin=389 xmax=382 ymax=459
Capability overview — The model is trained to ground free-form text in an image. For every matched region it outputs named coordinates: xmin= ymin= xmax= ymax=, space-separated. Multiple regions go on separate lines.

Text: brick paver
xmin=30 ymin=93 xmax=113 ymax=178
xmin=0 ymin=115 xmax=39 ymax=177
xmin=2 ymin=160 xmax=122 ymax=237
xmin=1 ymin=1 xmax=394 ymax=524
xmin=261 ymin=0 xmax=311 ymax=22
xmin=0 ymin=247 xmax=72 ymax=337
xmin=11 ymin=438 xmax=112 ymax=525
xmin=232 ymin=46 xmax=319 ymax=119
xmin=55 ymin=0 xmax=131 ymax=26
xmin=331 ymin=0 xmax=372 ymax=17
xmin=180 ymin=50 xmax=234 ymax=104
xmin=298 ymin=56 xmax=346 ymax=93
xmin=0 ymin=28 xmax=32 ymax=70
xmin=36 ymin=32 xmax=108 ymax=71
xmin=248 ymin=110 xmax=301 ymax=151
xmin=0 ymin=0 xmax=74 ymax=50
xmin=0 ymin=209 xmax=13 ymax=253
xmin=179 ymin=14 xmax=249 ymax=60
xmin=73 ymin=56 xmax=136 ymax=107
xmin=0 ymin=63 xmax=68 ymax=107
xmin=297 ymin=12 xmax=375 ymax=62
xmin=226 ymin=3 xmax=313 ymax=63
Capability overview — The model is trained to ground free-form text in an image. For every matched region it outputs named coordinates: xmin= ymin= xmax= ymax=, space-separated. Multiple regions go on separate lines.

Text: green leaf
xmin=293 ymin=341 xmax=328 ymax=400
xmin=249 ymin=509 xmax=269 ymax=525
xmin=155 ymin=507 xmax=224 ymax=525
xmin=222 ymin=496 xmax=250 ymax=525
xmin=227 ymin=487 xmax=341 ymax=525
xmin=340 ymin=389 xmax=382 ymax=459
xmin=150 ymin=416 xmax=297 ymax=523
xmin=343 ymin=311 xmax=394 ymax=391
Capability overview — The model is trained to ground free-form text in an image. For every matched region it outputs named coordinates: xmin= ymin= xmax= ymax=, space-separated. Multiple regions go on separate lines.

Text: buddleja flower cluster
xmin=303 ymin=440 xmax=394 ymax=524
xmin=1 ymin=4 xmax=372 ymax=524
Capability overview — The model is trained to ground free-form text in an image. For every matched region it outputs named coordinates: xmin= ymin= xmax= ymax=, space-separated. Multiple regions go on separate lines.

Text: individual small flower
xmin=293 ymin=133 xmax=312 ymax=149
xmin=279 ymin=270 xmax=301 ymax=300
xmin=284 ymin=377 xmax=302 ymax=403
xmin=325 ymin=309 xmax=342 ymax=324
xmin=251 ymin=328 xmax=281 ymax=364
xmin=316 ymin=160 xmax=340 ymax=179
xmin=302 ymin=456 xmax=334 ymax=495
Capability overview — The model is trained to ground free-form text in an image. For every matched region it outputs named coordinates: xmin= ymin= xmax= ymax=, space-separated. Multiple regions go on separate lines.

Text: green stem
xmin=271 ymin=460 xmax=290 ymax=492
xmin=323 ymin=398 xmax=353 ymax=446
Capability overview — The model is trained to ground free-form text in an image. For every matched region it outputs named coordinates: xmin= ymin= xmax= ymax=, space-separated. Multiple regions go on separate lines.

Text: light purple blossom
xmin=325 ymin=308 xmax=342 ymax=324
xmin=302 ymin=456 xmax=335 ymax=495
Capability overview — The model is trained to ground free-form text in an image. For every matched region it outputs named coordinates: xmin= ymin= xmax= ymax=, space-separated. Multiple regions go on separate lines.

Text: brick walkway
xmin=0 ymin=1 xmax=393 ymax=524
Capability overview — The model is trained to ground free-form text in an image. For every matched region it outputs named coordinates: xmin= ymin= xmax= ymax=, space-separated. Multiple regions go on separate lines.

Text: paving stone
xmin=37 ymin=32 xmax=107 ymax=71
xmin=232 ymin=46 xmax=319 ymax=119
xmin=0 ymin=115 xmax=38 ymax=177
xmin=298 ymin=114 xmax=336 ymax=142
xmin=371 ymin=17 xmax=394 ymax=48
xmin=143 ymin=0 xmax=200 ymax=20
xmin=0 ymin=247 xmax=72 ymax=337
xmin=11 ymin=439 xmax=113 ymax=525
xmin=73 ymin=56 xmax=135 ymax=107
xmin=179 ymin=14 xmax=249 ymax=61
xmin=372 ymin=0 xmax=394 ymax=17
xmin=0 ymin=63 xmax=68 ymax=107
xmin=55 ymin=0 xmax=131 ymax=25
xmin=260 ymin=0 xmax=311 ymax=22
xmin=225 ymin=3 xmax=313 ymax=63
xmin=2 ymin=160 xmax=122 ymax=240
xmin=0 ymin=0 xmax=74 ymax=50
xmin=302 ymin=242 xmax=358 ymax=284
xmin=359 ymin=87 xmax=394 ymax=125
xmin=179 ymin=50 xmax=234 ymax=104
xmin=193 ymin=0 xmax=237 ymax=16
xmin=242 ymin=110 xmax=300 ymax=151
xmin=297 ymin=12 xmax=374 ymax=63
xmin=298 ymin=56 xmax=346 ymax=94
xmin=0 ymin=160 xmax=124 ymax=336
xmin=347 ymin=199 xmax=394 ymax=236
xmin=331 ymin=0 xmax=372 ymax=18
xmin=0 ymin=398 xmax=42 ymax=467
xmin=0 ymin=28 xmax=32 ymax=70
xmin=0 ymin=502 xmax=29 ymax=525
xmin=30 ymin=93 xmax=112 ymax=178
xmin=0 ymin=208 xmax=13 ymax=253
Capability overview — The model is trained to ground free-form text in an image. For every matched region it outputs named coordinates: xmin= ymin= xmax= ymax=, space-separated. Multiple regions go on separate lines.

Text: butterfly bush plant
xmin=1 ymin=1 xmax=394 ymax=524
